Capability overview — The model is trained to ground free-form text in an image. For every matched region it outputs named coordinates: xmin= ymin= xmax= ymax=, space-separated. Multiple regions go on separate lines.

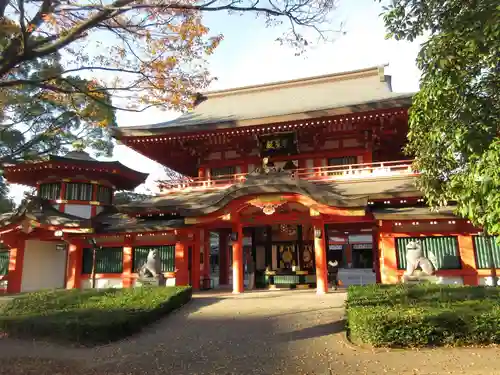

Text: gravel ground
xmin=0 ymin=289 xmax=499 ymax=375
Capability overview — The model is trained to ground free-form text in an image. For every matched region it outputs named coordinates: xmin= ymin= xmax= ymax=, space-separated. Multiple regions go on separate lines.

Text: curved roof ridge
xmin=203 ymin=65 xmax=390 ymax=98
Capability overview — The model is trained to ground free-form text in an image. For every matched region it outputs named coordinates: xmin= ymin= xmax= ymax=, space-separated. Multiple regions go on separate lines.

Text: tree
xmin=382 ymin=0 xmax=500 ymax=235
xmin=0 ymin=179 xmax=14 ymax=213
xmin=1 ymin=46 xmax=116 ymax=164
xmin=0 ymin=0 xmax=338 ymax=114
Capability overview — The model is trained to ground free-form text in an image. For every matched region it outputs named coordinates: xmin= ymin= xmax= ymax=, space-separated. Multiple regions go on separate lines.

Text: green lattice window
xmin=396 ymin=236 xmax=461 ymax=270
xmin=0 ymin=251 xmax=9 ymax=275
xmin=133 ymin=245 xmax=175 ymax=273
xmin=65 ymin=183 xmax=93 ymax=201
xmin=327 ymin=156 xmax=357 ymax=166
xmin=39 ymin=182 xmax=61 ymax=200
xmin=210 ymin=166 xmax=235 ymax=178
xmin=473 ymin=236 xmax=500 ymax=269
xmin=82 ymin=247 xmax=123 ymax=274
xmin=97 ymin=186 xmax=113 ymax=204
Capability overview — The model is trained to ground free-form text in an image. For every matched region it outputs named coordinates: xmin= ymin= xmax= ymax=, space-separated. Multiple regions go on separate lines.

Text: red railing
xmin=159 ymin=160 xmax=417 ymax=193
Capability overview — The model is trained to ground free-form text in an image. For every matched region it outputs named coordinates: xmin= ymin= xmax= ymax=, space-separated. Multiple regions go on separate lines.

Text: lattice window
xmin=82 ymin=247 xmax=123 ymax=274
xmin=97 ymin=185 xmax=113 ymax=204
xmin=327 ymin=156 xmax=357 ymax=166
xmin=210 ymin=166 xmax=235 ymax=178
xmin=133 ymin=245 xmax=175 ymax=273
xmin=65 ymin=183 xmax=93 ymax=201
xmin=473 ymin=236 xmax=500 ymax=269
xmin=0 ymin=251 xmax=9 ymax=275
xmin=395 ymin=236 xmax=461 ymax=270
xmin=39 ymin=183 xmax=61 ymax=200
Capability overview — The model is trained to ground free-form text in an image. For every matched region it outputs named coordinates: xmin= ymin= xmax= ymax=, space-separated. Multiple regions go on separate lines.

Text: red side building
xmin=1 ymin=66 xmax=498 ymax=294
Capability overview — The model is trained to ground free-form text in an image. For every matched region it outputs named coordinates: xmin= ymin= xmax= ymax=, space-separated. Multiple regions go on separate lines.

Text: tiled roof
xmin=3 ymin=151 xmax=149 ymax=190
xmin=0 ymin=196 xmax=93 ymax=228
xmin=372 ymin=206 xmax=458 ymax=220
xmin=119 ymin=174 xmax=420 ymax=215
xmin=115 ymin=65 xmax=414 ymax=137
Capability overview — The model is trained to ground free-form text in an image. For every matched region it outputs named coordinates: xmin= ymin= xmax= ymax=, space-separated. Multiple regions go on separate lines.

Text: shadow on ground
xmin=0 ymin=291 xmax=346 ymax=375
xmin=1 ymin=290 xmax=499 ymax=375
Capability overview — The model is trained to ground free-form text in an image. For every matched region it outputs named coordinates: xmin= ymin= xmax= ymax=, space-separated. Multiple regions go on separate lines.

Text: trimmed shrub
xmin=0 ymin=286 xmax=192 ymax=345
xmin=346 ymin=284 xmax=500 ymax=348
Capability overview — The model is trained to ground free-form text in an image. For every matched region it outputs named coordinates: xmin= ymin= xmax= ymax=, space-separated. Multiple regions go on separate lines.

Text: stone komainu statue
xmin=137 ymin=248 xmax=162 ymax=278
xmin=404 ymin=239 xmax=436 ymax=277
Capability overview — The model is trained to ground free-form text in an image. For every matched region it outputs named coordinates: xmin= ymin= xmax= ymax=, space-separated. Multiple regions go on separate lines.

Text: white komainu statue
xmin=403 ymin=240 xmax=436 ymax=282
xmin=138 ymin=249 xmax=162 ymax=278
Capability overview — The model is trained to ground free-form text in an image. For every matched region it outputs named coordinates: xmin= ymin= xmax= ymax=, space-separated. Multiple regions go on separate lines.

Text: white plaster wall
xmin=206 ymin=152 xmax=222 ymax=160
xmin=435 ymin=276 xmax=464 ymax=285
xmin=225 ymin=150 xmax=240 ymax=159
xmin=21 ymin=240 xmax=67 ymax=292
xmin=305 ymin=159 xmax=314 ymax=171
xmin=322 ymin=140 xmax=340 ymax=149
xmin=81 ymin=278 xmax=123 ymax=289
xmin=64 ymin=204 xmax=92 ymax=218
xmin=478 ymin=276 xmax=500 ymax=286
xmin=338 ymin=269 xmax=376 ymax=286
xmin=132 ymin=278 xmax=176 ymax=287
xmin=342 ymin=138 xmax=361 ymax=148
xmin=349 ymin=234 xmax=373 ymax=243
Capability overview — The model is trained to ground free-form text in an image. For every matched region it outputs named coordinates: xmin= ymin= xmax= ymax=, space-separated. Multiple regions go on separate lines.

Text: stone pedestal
xmin=135 ymin=275 xmax=166 ymax=287
xmin=401 ymin=270 xmax=439 ymax=284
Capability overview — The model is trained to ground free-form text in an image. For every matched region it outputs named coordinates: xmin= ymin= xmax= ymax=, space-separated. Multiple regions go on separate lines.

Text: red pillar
xmin=122 ymin=244 xmax=133 ymax=288
xmin=372 ymin=225 xmax=381 ymax=284
xmin=175 ymin=239 xmax=189 ymax=286
xmin=203 ymin=229 xmax=210 ymax=279
xmin=232 ymin=222 xmax=244 ymax=294
xmin=191 ymin=231 xmax=201 ymax=290
xmin=313 ymin=220 xmax=328 ymax=294
xmin=198 ymin=167 xmax=205 ymax=179
xmin=6 ymin=238 xmax=26 ymax=294
xmin=313 ymin=157 xmax=322 ymax=176
xmin=219 ymin=230 xmax=229 ymax=285
xmin=66 ymin=242 xmax=83 ymax=289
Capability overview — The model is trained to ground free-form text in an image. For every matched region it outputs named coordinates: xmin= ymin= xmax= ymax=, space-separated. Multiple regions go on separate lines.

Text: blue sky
xmin=10 ymin=0 xmax=423 ymax=202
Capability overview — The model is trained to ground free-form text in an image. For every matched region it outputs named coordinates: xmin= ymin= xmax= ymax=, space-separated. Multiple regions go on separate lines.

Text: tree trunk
xmin=91 ymin=245 xmax=97 ymax=288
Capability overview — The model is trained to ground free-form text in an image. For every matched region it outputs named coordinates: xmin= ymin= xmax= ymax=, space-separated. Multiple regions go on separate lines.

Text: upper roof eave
xmin=114 ymin=93 xmax=414 ymax=139
xmin=47 ymin=155 xmax=149 ymax=178
xmin=3 ymin=154 xmax=149 ymax=190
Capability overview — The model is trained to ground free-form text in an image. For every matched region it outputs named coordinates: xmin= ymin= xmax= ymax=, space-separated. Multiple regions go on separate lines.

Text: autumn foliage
xmin=0 ymin=0 xmax=335 ymax=114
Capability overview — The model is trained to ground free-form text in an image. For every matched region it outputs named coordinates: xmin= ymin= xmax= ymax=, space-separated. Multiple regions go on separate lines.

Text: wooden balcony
xmin=159 ymin=160 xmax=417 ymax=193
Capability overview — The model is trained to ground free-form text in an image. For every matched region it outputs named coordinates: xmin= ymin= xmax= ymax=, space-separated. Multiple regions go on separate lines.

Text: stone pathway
xmin=0 ymin=289 xmax=499 ymax=375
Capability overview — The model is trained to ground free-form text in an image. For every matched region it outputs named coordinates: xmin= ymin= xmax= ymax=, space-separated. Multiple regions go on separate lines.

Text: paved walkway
xmin=0 ymin=289 xmax=499 ymax=375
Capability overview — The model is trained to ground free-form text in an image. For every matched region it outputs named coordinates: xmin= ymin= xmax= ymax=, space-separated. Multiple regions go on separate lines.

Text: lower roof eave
xmin=372 ymin=206 xmax=459 ymax=220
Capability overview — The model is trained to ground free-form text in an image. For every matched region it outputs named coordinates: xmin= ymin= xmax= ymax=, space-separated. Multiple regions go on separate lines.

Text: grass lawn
xmin=346 ymin=284 xmax=500 ymax=348
xmin=0 ymin=286 xmax=192 ymax=345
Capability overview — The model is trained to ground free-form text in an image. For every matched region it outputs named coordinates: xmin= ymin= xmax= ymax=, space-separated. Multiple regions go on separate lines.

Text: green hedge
xmin=347 ymin=284 xmax=500 ymax=348
xmin=0 ymin=286 xmax=192 ymax=345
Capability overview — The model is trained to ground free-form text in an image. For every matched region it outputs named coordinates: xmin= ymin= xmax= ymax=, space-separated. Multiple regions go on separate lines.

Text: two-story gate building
xmin=1 ymin=66 xmax=498 ymax=294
